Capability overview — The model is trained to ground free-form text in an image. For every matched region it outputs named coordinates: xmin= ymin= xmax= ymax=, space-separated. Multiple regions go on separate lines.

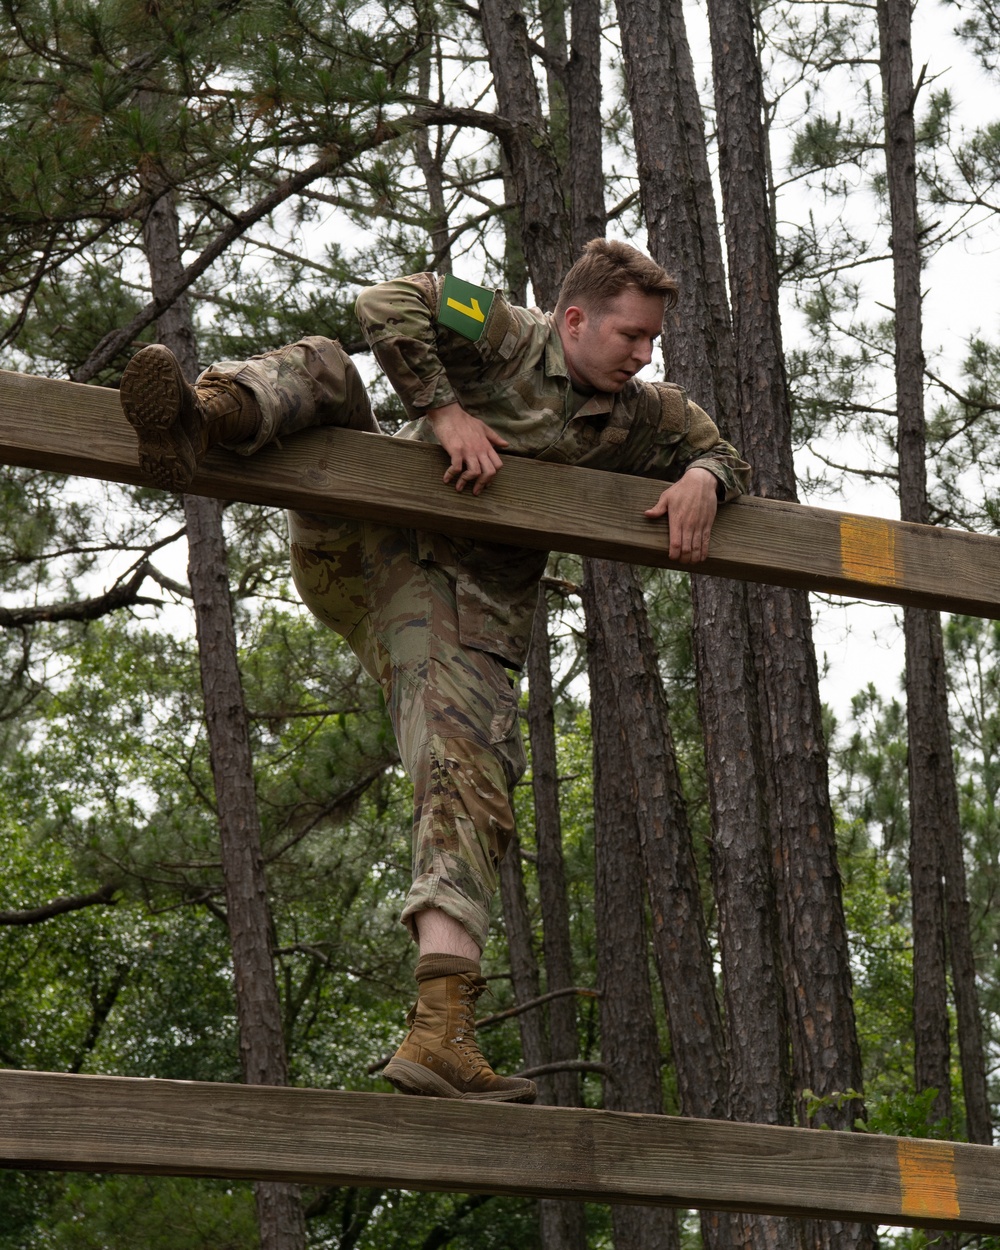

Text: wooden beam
xmin=0 ymin=1069 xmax=997 ymax=1230
xmin=3 ymin=367 xmax=998 ymax=618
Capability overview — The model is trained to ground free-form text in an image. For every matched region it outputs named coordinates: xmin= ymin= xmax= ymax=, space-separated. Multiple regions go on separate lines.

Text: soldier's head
xmin=554 ymin=240 xmax=677 ymax=393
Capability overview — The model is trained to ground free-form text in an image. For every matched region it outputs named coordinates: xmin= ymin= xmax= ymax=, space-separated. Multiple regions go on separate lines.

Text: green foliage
xmin=2 ymin=0 xmax=999 ymax=1241
xmin=18 ymin=1175 xmax=259 ymax=1250
xmin=858 ymin=1087 xmax=952 ymax=1139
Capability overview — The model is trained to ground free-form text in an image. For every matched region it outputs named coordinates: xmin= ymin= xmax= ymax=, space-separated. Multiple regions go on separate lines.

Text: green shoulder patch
xmin=438 ymin=274 xmax=495 ymax=342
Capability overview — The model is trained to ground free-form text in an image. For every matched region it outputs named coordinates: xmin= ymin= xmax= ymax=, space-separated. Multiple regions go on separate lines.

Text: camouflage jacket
xmin=355 ymin=273 xmax=751 ymax=668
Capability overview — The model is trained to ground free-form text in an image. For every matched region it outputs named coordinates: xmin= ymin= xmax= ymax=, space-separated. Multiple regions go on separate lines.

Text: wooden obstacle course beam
xmin=0 ymin=1068 xmax=996 ymax=1230
xmin=2 ymin=368 xmax=999 ymax=619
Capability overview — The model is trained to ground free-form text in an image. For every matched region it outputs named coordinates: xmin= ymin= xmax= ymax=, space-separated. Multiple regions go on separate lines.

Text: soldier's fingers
xmin=470 ymin=459 xmax=501 ymax=495
xmin=443 ymin=453 xmax=473 ymax=486
xmin=454 ymin=457 xmax=487 ymax=492
xmin=645 ymin=487 xmax=671 ymax=519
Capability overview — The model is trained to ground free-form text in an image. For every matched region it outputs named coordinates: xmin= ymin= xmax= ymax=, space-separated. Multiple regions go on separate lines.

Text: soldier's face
xmin=560 ymin=289 xmax=665 ymax=393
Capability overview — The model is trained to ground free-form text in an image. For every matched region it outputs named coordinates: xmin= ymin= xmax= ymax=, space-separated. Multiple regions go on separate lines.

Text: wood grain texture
xmin=2 ymin=367 xmax=999 ymax=618
xmin=1 ymin=1069 xmax=998 ymax=1230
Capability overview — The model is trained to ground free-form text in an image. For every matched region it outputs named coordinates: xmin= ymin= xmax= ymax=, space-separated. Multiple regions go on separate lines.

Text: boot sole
xmin=383 ymin=1058 xmax=537 ymax=1104
xmin=120 ymin=346 xmax=198 ymax=492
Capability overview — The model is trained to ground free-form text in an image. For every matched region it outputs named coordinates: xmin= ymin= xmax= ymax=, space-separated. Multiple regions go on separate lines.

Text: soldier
xmin=119 ymin=239 xmax=750 ymax=1105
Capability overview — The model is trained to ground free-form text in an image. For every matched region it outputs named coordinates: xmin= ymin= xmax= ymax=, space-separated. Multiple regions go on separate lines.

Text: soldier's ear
xmin=562 ymin=306 xmax=586 ymax=337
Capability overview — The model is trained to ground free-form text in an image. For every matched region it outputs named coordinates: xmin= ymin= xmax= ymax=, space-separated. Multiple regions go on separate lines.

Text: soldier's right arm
xmin=355 ymin=274 xmax=509 ymax=494
xmin=355 ymin=274 xmax=459 ymax=418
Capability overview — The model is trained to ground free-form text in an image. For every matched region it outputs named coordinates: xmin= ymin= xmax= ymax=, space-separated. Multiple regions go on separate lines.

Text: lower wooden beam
xmin=0 ymin=1069 xmax=997 ymax=1230
xmin=2 ymin=367 xmax=999 ymax=618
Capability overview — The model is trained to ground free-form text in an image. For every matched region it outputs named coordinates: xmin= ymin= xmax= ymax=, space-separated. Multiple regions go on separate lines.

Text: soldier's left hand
xmin=645 ymin=466 xmax=719 ymax=564
xmin=425 ymin=402 xmax=509 ymax=495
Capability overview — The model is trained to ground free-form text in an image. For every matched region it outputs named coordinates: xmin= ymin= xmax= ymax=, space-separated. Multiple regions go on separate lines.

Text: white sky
xmin=22 ymin=0 xmax=997 ymax=743
xmin=677 ymin=0 xmax=1000 ymax=731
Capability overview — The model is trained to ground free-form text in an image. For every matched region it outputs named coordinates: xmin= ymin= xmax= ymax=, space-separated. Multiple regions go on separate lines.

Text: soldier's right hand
xmin=425 ymin=402 xmax=509 ymax=495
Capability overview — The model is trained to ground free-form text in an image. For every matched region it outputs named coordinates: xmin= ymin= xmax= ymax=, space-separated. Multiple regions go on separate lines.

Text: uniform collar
xmin=544 ymin=315 xmax=615 ymax=416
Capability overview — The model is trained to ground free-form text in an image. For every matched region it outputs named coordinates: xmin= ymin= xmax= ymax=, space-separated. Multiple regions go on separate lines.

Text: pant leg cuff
xmin=400 ymin=877 xmax=491 ymax=952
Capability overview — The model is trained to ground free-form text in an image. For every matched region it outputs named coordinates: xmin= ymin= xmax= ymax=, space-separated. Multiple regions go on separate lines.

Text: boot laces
xmin=451 ymin=979 xmax=488 ymax=1069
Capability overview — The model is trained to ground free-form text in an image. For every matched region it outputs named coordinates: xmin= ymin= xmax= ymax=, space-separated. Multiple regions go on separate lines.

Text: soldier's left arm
xmin=639 ymin=392 xmax=751 ymax=565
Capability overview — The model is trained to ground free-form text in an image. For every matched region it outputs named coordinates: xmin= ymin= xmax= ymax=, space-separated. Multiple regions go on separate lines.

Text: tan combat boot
xmin=384 ymin=955 xmax=537 ymax=1103
xmin=120 ymin=344 xmax=262 ymax=491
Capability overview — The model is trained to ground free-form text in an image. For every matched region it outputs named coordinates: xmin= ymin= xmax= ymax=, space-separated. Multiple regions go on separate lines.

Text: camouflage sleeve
xmin=679 ymin=399 xmax=752 ymax=501
xmin=355 ymin=274 xmax=458 ymax=417
xmin=634 ymin=383 xmax=751 ymax=500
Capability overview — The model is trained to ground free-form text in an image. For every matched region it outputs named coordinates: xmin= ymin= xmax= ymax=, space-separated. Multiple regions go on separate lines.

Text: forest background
xmin=2 ymin=0 xmax=1000 ymax=1247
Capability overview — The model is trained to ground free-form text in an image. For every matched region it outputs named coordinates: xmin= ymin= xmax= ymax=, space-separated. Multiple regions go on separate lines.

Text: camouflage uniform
xmin=206 ymin=275 xmax=751 ymax=949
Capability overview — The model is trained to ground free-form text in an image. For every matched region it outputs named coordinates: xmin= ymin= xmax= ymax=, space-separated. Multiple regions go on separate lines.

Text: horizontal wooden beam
xmin=1 ymin=1069 xmax=997 ymax=1230
xmin=3 ymin=368 xmax=998 ymax=618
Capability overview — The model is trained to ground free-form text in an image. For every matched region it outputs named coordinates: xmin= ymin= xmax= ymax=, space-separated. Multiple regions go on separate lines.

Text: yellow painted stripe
xmin=840 ymin=515 xmax=899 ymax=587
xmin=897 ymin=1139 xmax=960 ymax=1221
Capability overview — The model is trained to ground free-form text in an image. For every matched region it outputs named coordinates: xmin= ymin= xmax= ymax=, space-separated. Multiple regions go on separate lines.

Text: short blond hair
xmin=554 ymin=239 xmax=678 ymax=319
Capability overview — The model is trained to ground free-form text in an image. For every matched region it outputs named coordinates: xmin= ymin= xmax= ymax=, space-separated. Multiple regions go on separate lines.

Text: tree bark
xmin=413 ymin=36 xmax=452 ymax=274
xmin=585 ymin=562 xmax=730 ymax=1118
xmin=566 ymin=0 xmax=605 ymax=248
xmin=478 ymin=0 xmax=571 ymax=307
xmin=479 ymin=8 xmax=587 ymax=1243
xmin=561 ymin=7 xmax=684 ymax=1245
xmin=499 ymin=837 xmax=554 ymax=1108
xmin=877 ymin=0 xmax=991 ymax=1144
xmin=140 ymin=174 xmax=306 ymax=1249
xmin=614 ymin=4 xmax=800 ymax=1250
xmin=584 ymin=565 xmax=680 ymax=1250
xmin=527 ymin=593 xmax=590 ymax=1250
xmin=704 ymin=2 xmax=878 ymax=1244
xmin=528 ymin=594 xmax=582 ymax=1111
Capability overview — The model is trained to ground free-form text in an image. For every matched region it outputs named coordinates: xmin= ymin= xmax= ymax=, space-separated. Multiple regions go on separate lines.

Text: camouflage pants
xmin=206 ymin=337 xmax=526 ymax=950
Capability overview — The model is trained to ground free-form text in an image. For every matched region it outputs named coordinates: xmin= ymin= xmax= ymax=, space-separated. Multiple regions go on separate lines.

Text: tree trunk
xmin=585 ymin=562 xmax=729 ymax=1119
xmin=704 ymin=2 xmax=878 ymax=1245
xmin=499 ymin=837 xmax=553 ymax=1107
xmin=480 ymin=10 xmax=587 ymax=1244
xmin=413 ymin=40 xmax=453 ymax=274
xmin=877 ymin=0 xmax=991 ymax=1144
xmin=584 ymin=565 xmax=680 ymax=1250
xmin=614 ymin=5 xmax=800 ymax=1250
xmin=528 ymin=593 xmax=582 ymax=1112
xmin=483 ymin=6 xmax=661 ymax=1244
xmin=140 ymin=176 xmax=306 ymax=1250
xmin=566 ymin=0 xmax=606 ymax=248
xmin=477 ymin=0 xmax=571 ymax=308
xmin=527 ymin=593 xmax=590 ymax=1250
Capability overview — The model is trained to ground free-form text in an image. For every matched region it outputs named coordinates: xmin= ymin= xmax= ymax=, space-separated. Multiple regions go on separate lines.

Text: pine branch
xmin=71 ymin=134 xmax=391 ymax=384
xmin=0 ymin=882 xmax=118 ymax=926
xmin=0 ymin=563 xmax=158 ymax=627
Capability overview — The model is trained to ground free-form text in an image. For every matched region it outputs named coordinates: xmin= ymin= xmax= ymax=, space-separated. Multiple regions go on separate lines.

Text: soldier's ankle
xmin=414 ymin=954 xmax=480 ymax=983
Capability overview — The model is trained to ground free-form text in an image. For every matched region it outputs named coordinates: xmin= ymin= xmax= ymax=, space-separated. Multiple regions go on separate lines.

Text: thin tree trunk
xmin=585 ymin=562 xmax=729 ymax=1119
xmin=538 ymin=0 xmax=569 ymax=166
xmin=528 ymin=593 xmax=582 ymax=1113
xmin=478 ymin=0 xmax=571 ymax=307
xmin=560 ymin=6 xmax=684 ymax=1245
xmin=500 ymin=837 xmax=554 ymax=1108
xmin=705 ymin=2 xmax=879 ymax=1245
xmin=614 ymin=5 xmax=800 ymax=1250
xmin=566 ymin=0 xmax=605 ymax=248
xmin=877 ymin=0 xmax=991 ymax=1144
xmin=582 ymin=557 xmax=741 ymax=1250
xmin=527 ymin=593 xmax=589 ymax=1250
xmin=479 ymin=12 xmax=587 ymax=1245
xmin=413 ymin=39 xmax=452 ymax=274
xmin=140 ymin=176 xmax=305 ymax=1250
xmin=585 ymin=565 xmax=680 ymax=1250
